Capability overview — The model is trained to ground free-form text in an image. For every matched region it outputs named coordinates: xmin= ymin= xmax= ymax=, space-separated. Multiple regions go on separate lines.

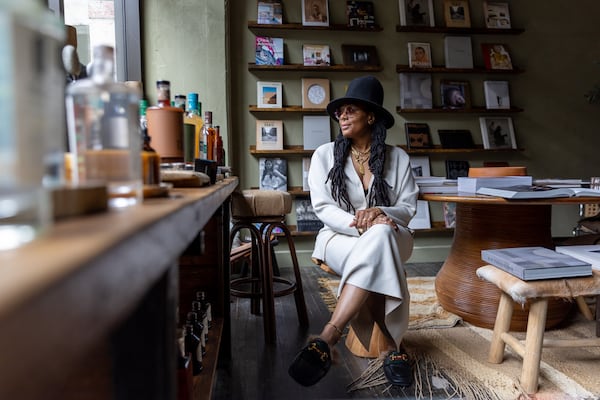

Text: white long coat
xmin=308 ymin=142 xmax=418 ymax=349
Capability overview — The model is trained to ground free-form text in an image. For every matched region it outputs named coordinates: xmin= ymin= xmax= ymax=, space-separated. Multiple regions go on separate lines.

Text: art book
xmin=457 ymin=175 xmax=532 ymax=193
xmin=408 ymin=200 xmax=431 ymax=230
xmin=302 ymin=115 xmax=331 ymax=150
xmin=303 ymin=44 xmax=331 ymax=66
xmin=405 ymin=122 xmax=432 ymax=149
xmin=443 ymin=201 xmax=456 ymax=228
xmin=398 ymin=0 xmax=435 ymax=27
xmin=444 ymin=36 xmax=473 ymax=69
xmin=409 ymin=155 xmax=431 ymax=177
xmin=443 ymin=0 xmax=471 ymax=28
xmin=257 ymin=1 xmax=283 ymax=24
xmin=408 ymin=42 xmax=432 ymax=68
xmin=481 ymin=43 xmax=513 ymax=70
xmin=476 ymin=185 xmax=600 ymax=199
xmin=296 ymin=198 xmax=324 ymax=232
xmin=259 ymin=157 xmax=287 ymax=191
xmin=484 ymin=80 xmax=510 ymax=109
xmin=438 ymin=129 xmax=475 ymax=149
xmin=256 ymin=120 xmax=283 ymax=150
xmin=481 ymin=247 xmax=592 ymax=281
xmin=440 ymin=80 xmax=470 ymax=109
xmin=399 ymin=73 xmax=432 ymax=109
xmin=555 ymin=245 xmax=600 ymax=271
xmin=255 ymin=36 xmax=284 ymax=65
xmin=445 ymin=160 xmax=470 ymax=180
xmin=346 ymin=1 xmax=376 ymax=29
xmin=302 ymin=157 xmax=311 ymax=191
xmin=483 ymin=1 xmax=511 ymax=29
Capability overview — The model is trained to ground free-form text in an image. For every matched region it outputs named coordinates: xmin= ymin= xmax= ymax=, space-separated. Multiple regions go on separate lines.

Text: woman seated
xmin=288 ymin=76 xmax=418 ymax=387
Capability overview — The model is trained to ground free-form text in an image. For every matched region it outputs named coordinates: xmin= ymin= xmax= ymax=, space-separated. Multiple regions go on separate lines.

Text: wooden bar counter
xmin=421 ymin=192 xmax=600 ymax=331
xmin=0 ymin=177 xmax=238 ymax=400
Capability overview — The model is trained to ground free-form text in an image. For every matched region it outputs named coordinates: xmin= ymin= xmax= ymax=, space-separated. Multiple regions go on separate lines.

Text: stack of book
xmin=457 ymin=175 xmax=532 ymax=193
xmin=414 ymin=176 xmax=458 ymax=194
xmin=481 ymin=246 xmax=593 ymax=281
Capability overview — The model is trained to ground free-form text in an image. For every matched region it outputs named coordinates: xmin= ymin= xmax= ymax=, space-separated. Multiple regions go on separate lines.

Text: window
xmin=47 ymin=0 xmax=141 ymax=82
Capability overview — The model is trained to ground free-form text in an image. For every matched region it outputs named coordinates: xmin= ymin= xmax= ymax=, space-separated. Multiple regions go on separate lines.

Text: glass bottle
xmin=196 ymin=291 xmax=213 ymax=329
xmin=183 ymin=93 xmax=203 ymax=162
xmin=156 ymin=80 xmax=171 ymax=107
xmin=174 ymin=95 xmax=186 ymax=111
xmin=186 ymin=311 xmax=206 ymax=355
xmin=192 ymin=300 xmax=209 ymax=343
xmin=215 ymin=125 xmax=224 ymax=166
xmin=184 ymin=324 xmax=203 ymax=375
xmin=0 ymin=0 xmax=64 ymax=249
xmin=65 ymin=45 xmax=142 ymax=208
xmin=201 ymin=111 xmax=215 ymax=160
xmin=140 ymin=100 xmax=161 ymax=185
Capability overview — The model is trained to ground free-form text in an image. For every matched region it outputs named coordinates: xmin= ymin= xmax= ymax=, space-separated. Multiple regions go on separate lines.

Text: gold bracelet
xmin=326 ymin=322 xmax=344 ymax=336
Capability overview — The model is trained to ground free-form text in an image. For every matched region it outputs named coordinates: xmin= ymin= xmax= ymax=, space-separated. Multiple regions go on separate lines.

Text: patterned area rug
xmin=318 ymin=276 xmax=462 ymax=330
xmin=318 ymin=276 xmax=600 ymax=399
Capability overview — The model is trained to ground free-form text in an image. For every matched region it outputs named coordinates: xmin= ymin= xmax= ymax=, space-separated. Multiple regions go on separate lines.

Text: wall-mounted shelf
xmin=250 ymin=145 xmax=314 ymax=157
xmin=248 ymin=21 xmax=382 ymax=32
xmin=249 ymin=105 xmax=327 ymax=113
xmin=397 ymin=106 xmax=524 ymax=114
xmin=396 ymin=65 xmax=524 ymax=74
xmin=398 ymin=145 xmax=523 ymax=154
xmin=248 ymin=63 xmax=383 ymax=72
xmin=395 ymin=26 xmax=524 ymax=35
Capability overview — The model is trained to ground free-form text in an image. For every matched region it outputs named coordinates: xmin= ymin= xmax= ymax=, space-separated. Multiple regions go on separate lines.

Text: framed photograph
xmin=346 ymin=1 xmax=376 ymax=29
xmin=483 ymin=1 xmax=511 ymax=29
xmin=409 ymin=155 xmax=431 ymax=177
xmin=407 ymin=42 xmax=432 ymax=68
xmin=443 ymin=0 xmax=471 ymax=28
xmin=408 ymin=200 xmax=431 ymax=230
xmin=481 ymin=43 xmax=513 ymax=70
xmin=257 ymin=81 xmax=282 ymax=108
xmin=484 ymin=80 xmax=510 ymax=109
xmin=257 ymin=1 xmax=283 ymax=24
xmin=479 ymin=116 xmax=517 ymax=149
xmin=342 ymin=44 xmax=380 ymax=66
xmin=440 ymin=79 xmax=470 ymax=109
xmin=259 ymin=157 xmax=288 ymax=191
xmin=302 ymin=0 xmax=329 ymax=26
xmin=256 ymin=120 xmax=283 ymax=150
xmin=302 ymin=44 xmax=331 ymax=66
xmin=398 ymin=0 xmax=435 ymax=27
xmin=405 ymin=122 xmax=432 ymax=149
xmin=445 ymin=160 xmax=470 ymax=179
xmin=399 ymin=73 xmax=432 ymax=109
xmin=302 ymin=78 xmax=330 ymax=109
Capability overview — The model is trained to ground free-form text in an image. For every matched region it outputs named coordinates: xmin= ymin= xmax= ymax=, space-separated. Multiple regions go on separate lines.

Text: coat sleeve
xmin=308 ymin=144 xmax=360 ymax=236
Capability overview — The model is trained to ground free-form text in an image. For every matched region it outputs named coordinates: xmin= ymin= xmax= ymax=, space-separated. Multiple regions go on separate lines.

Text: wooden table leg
xmin=435 ymin=203 xmax=573 ymax=331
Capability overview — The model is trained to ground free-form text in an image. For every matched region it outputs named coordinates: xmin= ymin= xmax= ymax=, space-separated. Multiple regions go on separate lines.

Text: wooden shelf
xmin=248 ymin=63 xmax=383 ymax=72
xmin=250 ymin=145 xmax=314 ymax=156
xmin=248 ymin=186 xmax=309 ymax=197
xmin=396 ymin=106 xmax=524 ymax=114
xmin=396 ymin=65 xmax=524 ymax=74
xmin=248 ymin=21 xmax=383 ymax=32
xmin=395 ymin=26 xmax=524 ymax=35
xmin=397 ymin=144 xmax=522 ymax=154
xmin=249 ymin=105 xmax=327 ymax=113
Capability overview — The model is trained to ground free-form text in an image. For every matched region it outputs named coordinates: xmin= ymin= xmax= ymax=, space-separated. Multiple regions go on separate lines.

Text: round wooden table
xmin=421 ymin=193 xmax=599 ymax=331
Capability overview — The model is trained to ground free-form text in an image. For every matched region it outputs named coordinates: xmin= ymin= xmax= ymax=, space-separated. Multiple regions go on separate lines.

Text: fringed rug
xmin=318 ymin=275 xmax=462 ymax=330
xmin=318 ymin=277 xmax=600 ymax=399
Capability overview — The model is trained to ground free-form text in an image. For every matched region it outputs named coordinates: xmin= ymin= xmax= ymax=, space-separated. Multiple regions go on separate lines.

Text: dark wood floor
xmin=213 ymin=262 xmax=442 ymax=399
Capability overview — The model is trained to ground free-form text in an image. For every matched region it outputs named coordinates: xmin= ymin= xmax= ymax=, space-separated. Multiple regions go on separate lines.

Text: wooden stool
xmin=314 ymin=259 xmax=391 ymax=358
xmin=230 ymin=189 xmax=308 ymax=343
xmin=476 ymin=265 xmax=600 ymax=394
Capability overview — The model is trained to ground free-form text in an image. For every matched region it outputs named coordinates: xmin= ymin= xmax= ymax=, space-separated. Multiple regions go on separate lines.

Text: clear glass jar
xmin=65 ymin=45 xmax=142 ymax=208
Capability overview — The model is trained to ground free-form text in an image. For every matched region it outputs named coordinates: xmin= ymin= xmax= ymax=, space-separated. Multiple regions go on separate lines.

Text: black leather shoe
xmin=383 ymin=349 xmax=413 ymax=387
xmin=288 ymin=338 xmax=331 ymax=386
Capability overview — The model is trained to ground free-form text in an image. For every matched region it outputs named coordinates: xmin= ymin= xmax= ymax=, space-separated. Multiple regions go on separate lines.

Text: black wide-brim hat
xmin=326 ymin=75 xmax=395 ymax=129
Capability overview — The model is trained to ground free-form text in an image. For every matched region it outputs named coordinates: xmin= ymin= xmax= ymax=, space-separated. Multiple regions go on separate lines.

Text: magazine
xmin=481 ymin=246 xmax=592 ymax=281
xmin=296 ymin=198 xmax=324 ymax=232
xmin=255 ymin=36 xmax=284 ymax=65
xmin=257 ymin=1 xmax=283 ymax=24
xmin=555 ymin=245 xmax=600 ymax=271
xmin=476 ymin=185 xmax=600 ymax=199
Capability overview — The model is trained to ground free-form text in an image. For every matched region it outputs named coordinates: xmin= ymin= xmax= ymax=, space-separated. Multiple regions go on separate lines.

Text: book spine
xmin=481 ymin=251 xmax=524 ymax=280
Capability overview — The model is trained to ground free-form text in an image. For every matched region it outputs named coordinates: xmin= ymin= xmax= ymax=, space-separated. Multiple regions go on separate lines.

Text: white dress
xmin=308 ymin=142 xmax=418 ymax=349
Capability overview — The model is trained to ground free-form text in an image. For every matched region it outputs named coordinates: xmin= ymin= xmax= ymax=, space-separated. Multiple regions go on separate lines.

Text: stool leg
xmin=521 ymin=299 xmax=548 ymax=394
xmin=596 ymin=295 xmax=599 ymax=338
xmin=489 ymin=292 xmax=514 ymax=364
xmin=262 ymin=232 xmax=276 ymax=344
xmin=274 ymin=223 xmax=309 ymax=327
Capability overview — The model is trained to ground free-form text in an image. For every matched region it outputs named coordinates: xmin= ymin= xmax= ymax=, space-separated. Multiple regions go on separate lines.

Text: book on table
xmin=555 ymin=245 xmax=600 ymax=271
xmin=415 ymin=176 xmax=458 ymax=194
xmin=481 ymin=246 xmax=593 ymax=281
xmin=457 ymin=175 xmax=532 ymax=193
xmin=476 ymin=185 xmax=600 ymax=199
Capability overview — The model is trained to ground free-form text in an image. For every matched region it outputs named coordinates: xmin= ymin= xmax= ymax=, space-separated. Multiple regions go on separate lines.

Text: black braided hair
xmin=326 ymin=119 xmax=391 ymax=212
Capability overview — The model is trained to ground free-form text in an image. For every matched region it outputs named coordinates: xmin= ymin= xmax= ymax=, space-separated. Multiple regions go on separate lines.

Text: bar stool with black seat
xmin=230 ymin=189 xmax=309 ymax=343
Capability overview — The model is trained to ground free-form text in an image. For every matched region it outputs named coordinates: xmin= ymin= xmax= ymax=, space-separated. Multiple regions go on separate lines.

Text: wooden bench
xmin=477 ymin=265 xmax=600 ymax=394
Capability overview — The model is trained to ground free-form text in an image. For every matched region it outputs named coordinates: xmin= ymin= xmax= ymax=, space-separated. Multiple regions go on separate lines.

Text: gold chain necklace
xmin=351 ymin=146 xmax=370 ymax=175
